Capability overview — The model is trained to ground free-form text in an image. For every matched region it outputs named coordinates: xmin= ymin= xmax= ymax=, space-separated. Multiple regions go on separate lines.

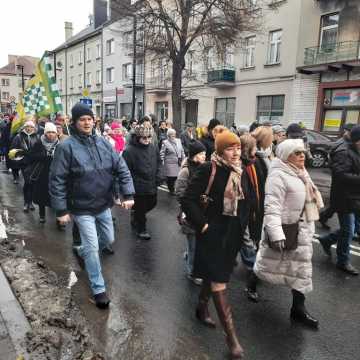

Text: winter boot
xmin=23 ymin=203 xmax=30 ymax=213
xmin=94 ymin=292 xmax=110 ymax=309
xmin=195 ymin=282 xmax=216 ymax=328
xmin=290 ymin=289 xmax=318 ymax=329
xmin=213 ymin=290 xmax=244 ymax=359
xmin=245 ymin=270 xmax=259 ymax=303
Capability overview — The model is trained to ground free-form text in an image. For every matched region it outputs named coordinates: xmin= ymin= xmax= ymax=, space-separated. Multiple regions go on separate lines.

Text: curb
xmin=0 ymin=266 xmax=31 ymax=359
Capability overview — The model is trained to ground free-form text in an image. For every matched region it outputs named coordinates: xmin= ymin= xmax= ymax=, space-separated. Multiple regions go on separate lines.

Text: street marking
xmin=313 ymin=239 xmax=360 ymax=257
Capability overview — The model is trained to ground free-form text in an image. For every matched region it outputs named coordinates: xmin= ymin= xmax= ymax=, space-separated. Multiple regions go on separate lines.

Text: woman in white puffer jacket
xmin=254 ymin=139 xmax=323 ymax=329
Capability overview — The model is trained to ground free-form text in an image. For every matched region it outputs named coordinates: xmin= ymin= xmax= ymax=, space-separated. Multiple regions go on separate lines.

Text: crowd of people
xmin=1 ymin=106 xmax=360 ymax=359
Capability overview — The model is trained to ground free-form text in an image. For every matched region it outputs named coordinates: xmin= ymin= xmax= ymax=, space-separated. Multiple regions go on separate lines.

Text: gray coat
xmin=160 ymin=138 xmax=185 ymax=177
xmin=254 ymin=158 xmax=315 ymax=294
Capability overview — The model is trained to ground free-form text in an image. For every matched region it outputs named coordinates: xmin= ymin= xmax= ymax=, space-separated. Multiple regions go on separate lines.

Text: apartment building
xmin=52 ymin=23 xmax=103 ymax=116
xmin=0 ymin=55 xmax=38 ymax=113
xmin=102 ymin=17 xmax=145 ymax=120
xmin=297 ymin=0 xmax=360 ymax=134
xmin=143 ymin=1 xmax=323 ymax=129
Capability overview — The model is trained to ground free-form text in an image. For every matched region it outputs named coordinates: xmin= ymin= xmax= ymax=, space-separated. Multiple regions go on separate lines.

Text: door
xmin=185 ymin=100 xmax=198 ymax=126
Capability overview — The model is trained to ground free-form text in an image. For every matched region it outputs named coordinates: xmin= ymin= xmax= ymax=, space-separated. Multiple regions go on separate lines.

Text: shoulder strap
xmin=205 ymin=161 xmax=217 ymax=196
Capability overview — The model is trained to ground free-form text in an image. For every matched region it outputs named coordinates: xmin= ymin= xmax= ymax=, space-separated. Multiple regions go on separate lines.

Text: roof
xmin=0 ymin=56 xmax=38 ymax=76
xmin=53 ymin=24 xmax=102 ymax=52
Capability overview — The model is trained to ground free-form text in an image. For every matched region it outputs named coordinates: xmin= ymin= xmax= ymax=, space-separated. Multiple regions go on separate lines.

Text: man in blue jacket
xmin=49 ymin=103 xmax=135 ymax=309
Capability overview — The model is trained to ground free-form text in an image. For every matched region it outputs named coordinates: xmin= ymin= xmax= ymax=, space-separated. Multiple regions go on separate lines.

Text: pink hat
xmin=111 ymin=122 xmax=122 ymax=130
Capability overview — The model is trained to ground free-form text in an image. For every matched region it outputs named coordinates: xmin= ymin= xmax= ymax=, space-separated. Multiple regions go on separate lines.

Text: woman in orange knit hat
xmin=182 ymin=129 xmax=252 ymax=359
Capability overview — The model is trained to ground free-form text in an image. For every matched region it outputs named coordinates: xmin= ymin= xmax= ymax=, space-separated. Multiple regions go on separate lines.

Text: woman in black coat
xmin=182 ymin=130 xmax=251 ymax=360
xmin=24 ymin=123 xmax=59 ymax=223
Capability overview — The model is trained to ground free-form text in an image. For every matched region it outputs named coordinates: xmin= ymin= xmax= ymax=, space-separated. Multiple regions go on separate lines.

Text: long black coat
xmin=10 ymin=131 xmax=39 ymax=170
xmin=24 ymin=140 xmax=57 ymax=207
xmin=330 ymin=142 xmax=360 ymax=213
xmin=181 ymin=162 xmax=251 ymax=283
xmin=201 ymin=135 xmax=215 ymax=161
xmin=123 ymin=137 xmax=162 ymax=195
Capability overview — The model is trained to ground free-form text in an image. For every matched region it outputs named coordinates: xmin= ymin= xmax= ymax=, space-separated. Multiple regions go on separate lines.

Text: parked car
xmin=303 ymin=129 xmax=334 ymax=168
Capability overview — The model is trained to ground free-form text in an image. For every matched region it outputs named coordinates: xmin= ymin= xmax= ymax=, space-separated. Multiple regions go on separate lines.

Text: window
xmin=205 ymin=47 xmax=216 ymax=70
xmin=123 ymin=31 xmax=132 ymax=46
xmin=106 ymin=39 xmax=115 ymax=55
xmin=70 ymin=54 xmax=74 ymax=67
xmin=96 ymin=44 xmax=101 ymax=59
xmin=86 ymin=72 xmax=92 ymax=87
xmin=70 ymin=76 xmax=74 ymax=89
xmin=2 ymin=92 xmax=10 ymax=100
xmin=257 ymin=95 xmax=285 ymax=123
xmin=96 ymin=70 xmax=101 ymax=84
xmin=155 ymin=102 xmax=169 ymax=121
xmin=78 ymin=51 xmax=83 ymax=64
xmin=267 ymin=30 xmax=282 ymax=64
xmin=78 ymin=74 xmax=83 ymax=88
xmin=320 ymin=13 xmax=339 ymax=51
xmin=215 ymin=98 xmax=236 ymax=127
xmin=86 ymin=48 xmax=91 ymax=62
xmin=1 ymin=79 xmax=9 ymax=86
xmin=106 ymin=67 xmax=114 ymax=83
xmin=224 ymin=46 xmax=234 ymax=68
xmin=150 ymin=59 xmax=156 ymax=78
xmin=244 ymin=36 xmax=256 ymax=68
xmin=122 ymin=63 xmax=132 ymax=81
xmin=186 ymin=51 xmax=194 ymax=76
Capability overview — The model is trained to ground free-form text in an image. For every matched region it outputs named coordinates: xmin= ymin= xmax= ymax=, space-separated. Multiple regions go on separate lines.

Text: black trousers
xmin=39 ymin=205 xmax=46 ymax=218
xmin=134 ymin=194 xmax=157 ymax=232
xmin=166 ymin=177 xmax=177 ymax=193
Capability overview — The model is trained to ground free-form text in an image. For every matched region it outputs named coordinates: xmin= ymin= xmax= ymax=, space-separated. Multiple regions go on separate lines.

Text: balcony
xmin=147 ymin=76 xmax=169 ymax=94
xmin=299 ymin=41 xmax=360 ymax=74
xmin=207 ymin=68 xmax=236 ymax=87
xmin=123 ymin=74 xmax=144 ymax=88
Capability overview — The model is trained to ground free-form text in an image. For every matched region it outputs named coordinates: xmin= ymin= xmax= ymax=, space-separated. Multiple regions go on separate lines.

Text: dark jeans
xmin=12 ymin=168 xmax=20 ymax=181
xmin=134 ymin=194 xmax=157 ymax=232
xmin=321 ymin=212 xmax=356 ymax=266
xmin=39 ymin=205 xmax=45 ymax=218
xmin=166 ymin=177 xmax=177 ymax=193
xmin=23 ymin=181 xmax=34 ymax=205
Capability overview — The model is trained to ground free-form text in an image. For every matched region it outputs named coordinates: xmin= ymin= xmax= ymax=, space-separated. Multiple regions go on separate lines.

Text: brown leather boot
xmin=195 ymin=282 xmax=216 ymax=328
xmin=213 ymin=290 xmax=244 ymax=359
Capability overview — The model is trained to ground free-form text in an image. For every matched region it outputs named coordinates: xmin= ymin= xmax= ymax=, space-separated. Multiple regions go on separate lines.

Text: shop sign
xmin=324 ymin=118 xmax=341 ymax=128
xmin=332 ymin=88 xmax=360 ymax=106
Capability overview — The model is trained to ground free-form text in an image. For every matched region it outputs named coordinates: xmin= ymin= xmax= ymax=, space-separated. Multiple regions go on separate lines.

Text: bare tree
xmin=111 ymin=0 xmax=270 ymax=129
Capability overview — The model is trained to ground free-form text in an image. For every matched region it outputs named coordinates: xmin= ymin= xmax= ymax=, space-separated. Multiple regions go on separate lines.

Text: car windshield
xmin=305 ymin=131 xmax=330 ymax=142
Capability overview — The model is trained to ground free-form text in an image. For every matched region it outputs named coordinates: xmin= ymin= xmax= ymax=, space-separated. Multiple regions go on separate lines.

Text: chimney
xmin=65 ymin=22 xmax=73 ymax=41
xmin=94 ymin=0 xmax=108 ymax=28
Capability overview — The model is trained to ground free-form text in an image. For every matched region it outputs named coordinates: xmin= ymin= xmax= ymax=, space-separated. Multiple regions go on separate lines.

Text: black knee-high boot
xmin=290 ymin=289 xmax=318 ymax=329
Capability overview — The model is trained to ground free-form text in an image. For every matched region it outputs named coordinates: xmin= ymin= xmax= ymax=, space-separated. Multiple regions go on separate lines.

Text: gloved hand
xmin=8 ymin=148 xmax=24 ymax=160
xmin=272 ymin=239 xmax=285 ymax=252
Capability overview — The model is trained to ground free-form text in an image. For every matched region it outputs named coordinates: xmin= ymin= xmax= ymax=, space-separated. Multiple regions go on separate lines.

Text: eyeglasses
xmin=141 ymin=136 xmax=152 ymax=139
xmin=293 ymin=150 xmax=305 ymax=156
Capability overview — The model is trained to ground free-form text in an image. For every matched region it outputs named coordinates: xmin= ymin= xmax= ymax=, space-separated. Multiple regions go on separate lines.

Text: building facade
xmin=52 ymin=24 xmax=103 ymax=117
xmin=0 ymin=55 xmax=38 ymax=113
xmin=102 ymin=18 xmax=144 ymax=120
xmin=297 ymin=0 xmax=360 ymax=134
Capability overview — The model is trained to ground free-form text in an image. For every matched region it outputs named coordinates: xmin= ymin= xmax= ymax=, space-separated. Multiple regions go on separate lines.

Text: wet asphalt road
xmin=1 ymin=165 xmax=360 ymax=360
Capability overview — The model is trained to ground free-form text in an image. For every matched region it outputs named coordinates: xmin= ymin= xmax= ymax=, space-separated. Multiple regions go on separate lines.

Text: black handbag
xmin=281 ymin=223 xmax=299 ymax=250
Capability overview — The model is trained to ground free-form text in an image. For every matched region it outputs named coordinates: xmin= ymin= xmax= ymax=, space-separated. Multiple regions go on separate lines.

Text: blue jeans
xmin=321 ymin=212 xmax=355 ymax=266
xmin=73 ymin=208 xmax=114 ymax=295
xmin=184 ymin=233 xmax=196 ymax=276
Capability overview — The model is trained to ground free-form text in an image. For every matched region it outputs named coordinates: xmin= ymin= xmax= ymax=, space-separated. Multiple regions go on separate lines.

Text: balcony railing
xmin=304 ymin=41 xmax=360 ymax=66
xmin=147 ymin=76 xmax=169 ymax=91
xmin=123 ymin=74 xmax=144 ymax=88
xmin=208 ymin=68 xmax=235 ymax=83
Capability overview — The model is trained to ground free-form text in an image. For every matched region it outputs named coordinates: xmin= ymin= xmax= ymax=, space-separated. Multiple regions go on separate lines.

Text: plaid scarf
xmin=211 ymin=153 xmax=244 ymax=216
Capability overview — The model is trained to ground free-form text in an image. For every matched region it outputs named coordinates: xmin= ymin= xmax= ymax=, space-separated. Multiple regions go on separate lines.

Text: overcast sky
xmin=0 ymin=0 xmax=93 ymax=66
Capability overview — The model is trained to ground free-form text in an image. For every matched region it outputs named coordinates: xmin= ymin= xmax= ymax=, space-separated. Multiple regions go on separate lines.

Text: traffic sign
xmin=82 ymin=88 xmax=90 ymax=97
xmin=80 ymin=98 xmax=93 ymax=107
